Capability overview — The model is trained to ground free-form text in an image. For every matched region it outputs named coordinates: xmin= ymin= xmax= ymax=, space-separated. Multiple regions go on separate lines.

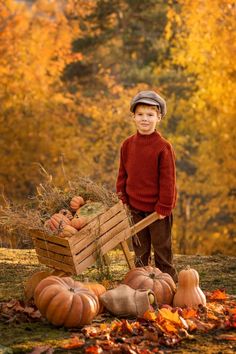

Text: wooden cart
xmin=30 ymin=200 xmax=159 ymax=276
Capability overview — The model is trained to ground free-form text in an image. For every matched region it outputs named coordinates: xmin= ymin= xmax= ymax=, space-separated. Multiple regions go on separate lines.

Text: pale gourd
xmin=173 ymin=266 xmax=206 ymax=308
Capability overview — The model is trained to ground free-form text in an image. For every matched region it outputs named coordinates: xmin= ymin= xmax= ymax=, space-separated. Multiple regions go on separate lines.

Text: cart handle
xmin=129 ymin=212 xmax=160 ymax=236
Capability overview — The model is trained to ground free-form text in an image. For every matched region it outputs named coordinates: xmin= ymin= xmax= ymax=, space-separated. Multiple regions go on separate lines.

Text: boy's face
xmin=133 ymin=104 xmax=161 ymax=135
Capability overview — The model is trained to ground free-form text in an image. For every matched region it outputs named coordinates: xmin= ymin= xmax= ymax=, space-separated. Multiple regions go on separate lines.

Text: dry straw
xmin=0 ymin=165 xmax=119 ymax=248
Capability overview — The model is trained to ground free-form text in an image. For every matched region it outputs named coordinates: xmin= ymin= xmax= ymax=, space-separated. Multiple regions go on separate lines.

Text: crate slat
xmin=68 ymin=201 xmax=125 ymax=247
xmin=72 ymin=217 xmax=130 ymax=263
xmin=31 ymin=229 xmax=70 ymax=247
xmin=33 ymin=239 xmax=72 ymax=256
xmin=75 ymin=222 xmax=132 ymax=274
xmin=35 ymin=248 xmax=74 ymax=266
xmin=37 ymin=255 xmax=76 ymax=274
xmin=71 ymin=209 xmax=128 ymax=255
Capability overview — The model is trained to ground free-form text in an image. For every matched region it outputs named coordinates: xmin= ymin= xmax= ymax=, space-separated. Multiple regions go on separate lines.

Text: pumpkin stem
xmin=149 ymin=273 xmax=156 ymax=279
xmin=186 ymin=265 xmax=191 ymax=270
xmin=68 ymin=287 xmax=75 ymax=292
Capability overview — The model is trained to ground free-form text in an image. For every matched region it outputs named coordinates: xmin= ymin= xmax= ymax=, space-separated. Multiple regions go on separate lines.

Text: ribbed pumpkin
xmin=173 ymin=266 xmax=206 ymax=308
xmin=59 ymin=209 xmax=73 ymax=220
xmin=48 ymin=214 xmax=71 ymax=232
xmin=70 ymin=216 xmax=87 ymax=230
xmin=70 ymin=196 xmax=85 ymax=211
xmin=34 ymin=276 xmax=99 ymax=327
xmin=59 ymin=225 xmax=77 ymax=238
xmin=78 ymin=282 xmax=106 ymax=313
xmin=123 ymin=266 xmax=176 ymax=305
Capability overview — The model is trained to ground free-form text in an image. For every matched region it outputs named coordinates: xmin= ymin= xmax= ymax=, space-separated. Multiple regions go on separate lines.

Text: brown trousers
xmin=131 ymin=208 xmax=178 ymax=282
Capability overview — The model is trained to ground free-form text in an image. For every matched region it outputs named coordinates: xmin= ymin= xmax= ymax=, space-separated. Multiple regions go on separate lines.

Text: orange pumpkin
xmin=59 ymin=209 xmax=73 ymax=220
xmin=34 ymin=276 xmax=99 ymax=327
xmin=173 ymin=266 xmax=206 ymax=308
xmin=59 ymin=225 xmax=77 ymax=238
xmin=78 ymin=281 xmax=106 ymax=313
xmin=70 ymin=216 xmax=87 ymax=230
xmin=123 ymin=266 xmax=176 ymax=305
xmin=48 ymin=213 xmax=71 ymax=232
xmin=70 ymin=196 xmax=85 ymax=211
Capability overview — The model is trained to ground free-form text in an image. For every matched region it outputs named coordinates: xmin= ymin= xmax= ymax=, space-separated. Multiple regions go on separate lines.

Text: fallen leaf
xmin=85 ymin=345 xmax=103 ymax=353
xmin=208 ymin=289 xmax=227 ymax=301
xmin=215 ymin=334 xmax=236 ymax=341
xmin=61 ymin=336 xmax=85 ymax=349
xmin=143 ymin=310 xmax=157 ymax=321
xmin=182 ymin=308 xmax=197 ymax=319
xmin=158 ymin=308 xmax=182 ymax=325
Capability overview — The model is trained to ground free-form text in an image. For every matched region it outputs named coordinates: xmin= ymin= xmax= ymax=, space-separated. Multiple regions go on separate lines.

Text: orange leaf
xmin=162 ymin=320 xmax=178 ymax=334
xmin=143 ymin=309 xmax=157 ymax=321
xmin=85 ymin=345 xmax=103 ymax=353
xmin=61 ymin=336 xmax=85 ymax=349
xmin=158 ymin=308 xmax=182 ymax=325
xmin=182 ymin=308 xmax=197 ymax=319
xmin=208 ymin=289 xmax=227 ymax=300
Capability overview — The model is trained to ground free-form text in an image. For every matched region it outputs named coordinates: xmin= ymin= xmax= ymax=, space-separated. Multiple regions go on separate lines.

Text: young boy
xmin=116 ymin=90 xmax=178 ymax=282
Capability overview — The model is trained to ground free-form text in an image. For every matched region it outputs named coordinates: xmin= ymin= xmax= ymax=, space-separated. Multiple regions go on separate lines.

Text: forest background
xmin=0 ymin=0 xmax=235 ymax=256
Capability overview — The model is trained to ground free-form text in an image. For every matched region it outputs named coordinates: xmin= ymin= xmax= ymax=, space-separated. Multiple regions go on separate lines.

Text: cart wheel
xmin=24 ymin=270 xmax=51 ymax=301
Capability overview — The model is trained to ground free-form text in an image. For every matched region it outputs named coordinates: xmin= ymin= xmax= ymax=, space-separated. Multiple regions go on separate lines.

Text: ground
xmin=0 ymin=248 xmax=235 ymax=353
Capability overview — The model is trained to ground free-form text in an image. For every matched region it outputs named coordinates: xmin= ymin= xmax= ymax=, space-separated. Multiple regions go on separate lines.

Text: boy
xmin=116 ymin=90 xmax=178 ymax=282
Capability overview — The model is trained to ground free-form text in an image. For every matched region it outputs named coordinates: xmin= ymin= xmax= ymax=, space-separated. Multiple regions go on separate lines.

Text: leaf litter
xmin=1 ymin=289 xmax=234 ymax=353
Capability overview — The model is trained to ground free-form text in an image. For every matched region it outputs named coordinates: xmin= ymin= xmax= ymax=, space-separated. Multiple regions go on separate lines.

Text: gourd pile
xmin=32 ymin=265 xmax=207 ymax=328
xmin=43 ymin=195 xmax=105 ymax=239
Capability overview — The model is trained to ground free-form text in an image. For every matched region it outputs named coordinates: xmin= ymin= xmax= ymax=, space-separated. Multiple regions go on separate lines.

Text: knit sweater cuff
xmin=155 ymin=203 xmax=172 ymax=216
xmin=117 ymin=192 xmax=129 ymax=205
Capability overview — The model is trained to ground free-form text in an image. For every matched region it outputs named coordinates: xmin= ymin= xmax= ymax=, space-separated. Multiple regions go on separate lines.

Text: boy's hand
xmin=158 ymin=214 xmax=166 ymax=219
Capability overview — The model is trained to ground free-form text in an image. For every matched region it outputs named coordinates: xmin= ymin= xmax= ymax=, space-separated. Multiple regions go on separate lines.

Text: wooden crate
xmin=31 ymin=200 xmax=160 ymax=275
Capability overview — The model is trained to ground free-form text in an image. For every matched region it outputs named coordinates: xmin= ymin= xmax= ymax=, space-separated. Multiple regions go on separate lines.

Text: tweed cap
xmin=130 ymin=90 xmax=167 ymax=117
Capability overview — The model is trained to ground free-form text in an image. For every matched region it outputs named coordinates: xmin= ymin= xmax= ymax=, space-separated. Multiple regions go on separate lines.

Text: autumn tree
xmin=166 ymin=0 xmax=236 ymax=255
xmin=0 ymin=0 xmax=95 ymax=199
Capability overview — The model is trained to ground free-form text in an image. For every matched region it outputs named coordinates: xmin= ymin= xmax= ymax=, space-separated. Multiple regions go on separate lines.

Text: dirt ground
xmin=0 ymin=248 xmax=235 ymax=353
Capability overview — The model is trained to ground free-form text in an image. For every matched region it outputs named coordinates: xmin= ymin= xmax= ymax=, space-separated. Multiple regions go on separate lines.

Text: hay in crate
xmin=0 ymin=173 xmax=120 ymax=247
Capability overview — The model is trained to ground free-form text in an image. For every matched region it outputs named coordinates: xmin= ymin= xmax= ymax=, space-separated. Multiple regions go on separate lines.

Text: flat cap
xmin=130 ymin=90 xmax=167 ymax=117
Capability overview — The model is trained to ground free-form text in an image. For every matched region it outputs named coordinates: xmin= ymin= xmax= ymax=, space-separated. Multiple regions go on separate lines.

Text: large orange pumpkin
xmin=173 ymin=267 xmax=206 ymax=308
xmin=34 ymin=276 xmax=99 ymax=327
xmin=123 ymin=266 xmax=176 ymax=305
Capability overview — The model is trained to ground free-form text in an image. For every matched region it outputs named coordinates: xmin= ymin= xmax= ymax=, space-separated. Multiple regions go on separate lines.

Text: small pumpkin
xmin=70 ymin=196 xmax=85 ymax=211
xmin=34 ymin=276 xmax=99 ymax=327
xmin=59 ymin=209 xmax=73 ymax=220
xmin=48 ymin=213 xmax=71 ymax=232
xmin=24 ymin=270 xmax=51 ymax=301
xmin=59 ymin=225 xmax=77 ymax=238
xmin=123 ymin=266 xmax=176 ymax=306
xmin=173 ymin=266 xmax=206 ymax=308
xmin=78 ymin=281 xmax=106 ymax=313
xmin=70 ymin=216 xmax=87 ymax=230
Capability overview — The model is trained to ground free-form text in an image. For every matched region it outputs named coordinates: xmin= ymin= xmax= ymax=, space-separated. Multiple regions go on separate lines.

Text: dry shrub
xmin=0 ymin=167 xmax=119 ymax=248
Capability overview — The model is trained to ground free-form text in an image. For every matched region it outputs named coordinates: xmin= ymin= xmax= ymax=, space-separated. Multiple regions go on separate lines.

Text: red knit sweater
xmin=116 ymin=131 xmax=177 ymax=216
